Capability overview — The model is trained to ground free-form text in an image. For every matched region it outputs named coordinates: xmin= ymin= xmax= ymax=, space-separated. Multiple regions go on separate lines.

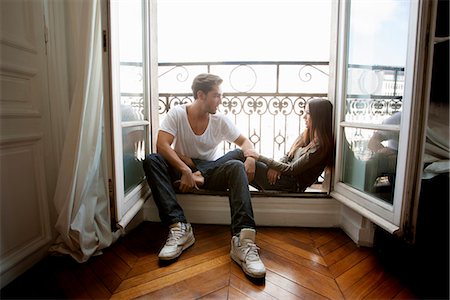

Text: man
xmin=143 ymin=73 xmax=266 ymax=278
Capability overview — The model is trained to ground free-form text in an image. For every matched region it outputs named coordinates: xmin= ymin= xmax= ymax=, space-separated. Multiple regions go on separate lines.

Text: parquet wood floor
xmin=1 ymin=222 xmax=419 ymax=299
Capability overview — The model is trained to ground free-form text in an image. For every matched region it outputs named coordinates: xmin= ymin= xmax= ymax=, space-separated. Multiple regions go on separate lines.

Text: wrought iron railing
xmin=119 ymin=61 xmax=404 ymax=161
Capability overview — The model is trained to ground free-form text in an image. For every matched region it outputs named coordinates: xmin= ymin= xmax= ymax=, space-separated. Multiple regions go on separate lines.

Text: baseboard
xmin=143 ymin=194 xmax=342 ymax=228
xmin=340 ymin=205 xmax=375 ymax=246
xmin=0 ymin=245 xmax=50 ymax=289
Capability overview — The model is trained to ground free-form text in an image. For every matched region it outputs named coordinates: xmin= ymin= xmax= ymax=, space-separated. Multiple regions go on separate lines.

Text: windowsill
xmin=175 ymin=184 xmax=330 ymax=199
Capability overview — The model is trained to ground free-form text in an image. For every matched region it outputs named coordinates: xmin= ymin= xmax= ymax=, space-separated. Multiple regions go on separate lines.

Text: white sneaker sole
xmin=159 ymin=235 xmax=195 ymax=261
xmin=230 ymin=251 xmax=266 ymax=279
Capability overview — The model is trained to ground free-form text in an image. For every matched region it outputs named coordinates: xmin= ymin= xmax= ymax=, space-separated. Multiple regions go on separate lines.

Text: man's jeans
xmin=143 ymin=149 xmax=256 ymax=235
xmin=251 ymin=161 xmax=298 ymax=192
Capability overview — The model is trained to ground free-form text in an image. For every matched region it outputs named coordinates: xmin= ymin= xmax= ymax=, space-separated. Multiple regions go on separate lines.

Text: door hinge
xmin=103 ymin=30 xmax=108 ymax=52
xmin=43 ymin=13 xmax=49 ymax=55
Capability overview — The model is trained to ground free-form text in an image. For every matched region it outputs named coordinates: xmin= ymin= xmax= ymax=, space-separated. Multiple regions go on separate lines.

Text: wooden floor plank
xmin=116 ymin=246 xmax=229 ymax=292
xmin=228 ymin=286 xmax=254 ymax=300
xmin=258 ymin=227 xmax=322 ymax=256
xmin=336 ymin=255 xmax=378 ymax=292
xmin=261 ymin=249 xmax=344 ymax=300
xmin=258 ymin=232 xmax=327 ymax=266
xmin=318 ymin=230 xmax=352 ymax=257
xmin=89 ymin=254 xmax=123 ymax=293
xmin=231 ymin=263 xmax=321 ymax=300
xmin=322 ymin=240 xmax=358 ymax=267
xmin=328 ymin=246 xmax=371 ymax=278
xmin=73 ymin=263 xmax=112 ymax=299
xmin=342 ymin=265 xmax=387 ymax=299
xmin=229 ymin=273 xmax=275 ymax=300
xmin=125 ymin=232 xmax=229 ymax=279
xmin=135 ymin=263 xmax=231 ymax=300
xmin=257 ymin=238 xmax=332 ymax=278
xmin=112 ymin=242 xmax=138 ymax=268
xmin=110 ymin=255 xmax=230 ymax=299
xmin=56 ymin=267 xmax=92 ymax=299
xmin=199 ymin=286 xmax=229 ymax=299
xmin=363 ymin=274 xmax=404 ymax=300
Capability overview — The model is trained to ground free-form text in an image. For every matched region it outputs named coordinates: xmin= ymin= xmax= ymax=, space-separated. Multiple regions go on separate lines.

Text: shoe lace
xmin=166 ymin=224 xmax=186 ymax=246
xmin=243 ymin=242 xmax=261 ymax=262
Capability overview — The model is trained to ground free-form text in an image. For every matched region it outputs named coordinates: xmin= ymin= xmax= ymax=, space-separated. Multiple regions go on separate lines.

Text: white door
xmin=332 ymin=0 xmax=432 ymax=238
xmin=0 ymin=0 xmax=52 ymax=287
xmin=105 ymin=0 xmax=159 ymax=229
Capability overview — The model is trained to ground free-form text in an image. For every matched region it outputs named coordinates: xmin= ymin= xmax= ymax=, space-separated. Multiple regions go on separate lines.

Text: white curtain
xmin=50 ymin=0 xmax=120 ymax=262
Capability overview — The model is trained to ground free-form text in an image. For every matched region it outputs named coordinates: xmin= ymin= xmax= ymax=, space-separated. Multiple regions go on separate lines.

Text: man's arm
xmin=156 ymin=130 xmax=197 ymax=192
xmin=234 ymin=134 xmax=256 ymax=182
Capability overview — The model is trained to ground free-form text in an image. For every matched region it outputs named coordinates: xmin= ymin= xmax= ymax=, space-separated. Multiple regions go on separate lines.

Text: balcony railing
xmin=120 ymin=61 xmax=404 ymax=161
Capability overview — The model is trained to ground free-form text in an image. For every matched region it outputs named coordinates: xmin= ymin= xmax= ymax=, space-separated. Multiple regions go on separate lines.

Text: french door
xmin=104 ymin=0 xmax=158 ymax=229
xmin=332 ymin=0 xmax=434 ymax=239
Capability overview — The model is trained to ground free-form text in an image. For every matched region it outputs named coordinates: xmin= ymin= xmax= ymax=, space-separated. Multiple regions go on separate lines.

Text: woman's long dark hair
xmin=287 ymin=99 xmax=333 ymax=164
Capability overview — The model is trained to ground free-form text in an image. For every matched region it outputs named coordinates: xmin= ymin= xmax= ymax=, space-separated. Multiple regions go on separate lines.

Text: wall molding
xmin=143 ymin=194 xmax=342 ymax=228
xmin=142 ymin=194 xmax=376 ymax=246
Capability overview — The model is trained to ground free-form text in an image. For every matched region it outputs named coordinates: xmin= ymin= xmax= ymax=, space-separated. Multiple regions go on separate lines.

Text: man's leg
xmin=143 ymin=153 xmax=195 ymax=260
xmin=194 ymin=148 xmax=245 ymax=180
xmin=143 ymin=153 xmax=186 ymax=225
xmin=202 ymin=156 xmax=266 ymax=278
xmin=202 ymin=158 xmax=255 ymax=234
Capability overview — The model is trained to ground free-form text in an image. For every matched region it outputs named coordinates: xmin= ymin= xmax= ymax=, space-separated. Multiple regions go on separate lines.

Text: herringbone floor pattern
xmin=1 ymin=222 xmax=418 ymax=299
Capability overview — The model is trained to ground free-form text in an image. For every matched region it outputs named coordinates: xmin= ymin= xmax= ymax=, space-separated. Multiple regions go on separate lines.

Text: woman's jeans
xmin=143 ymin=149 xmax=256 ymax=235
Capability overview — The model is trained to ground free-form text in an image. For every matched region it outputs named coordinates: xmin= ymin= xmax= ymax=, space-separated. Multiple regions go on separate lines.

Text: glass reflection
xmin=122 ymin=125 xmax=146 ymax=194
xmin=341 ymin=0 xmax=410 ymax=204
xmin=121 ymin=99 xmax=144 ymax=122
xmin=343 ymin=127 xmax=399 ymax=203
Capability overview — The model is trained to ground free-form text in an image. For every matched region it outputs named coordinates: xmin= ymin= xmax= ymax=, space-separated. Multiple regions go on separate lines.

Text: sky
xmin=115 ymin=0 xmax=410 ymax=66
xmin=157 ymin=0 xmax=333 ymax=62
xmin=156 ymin=0 xmax=410 ymax=66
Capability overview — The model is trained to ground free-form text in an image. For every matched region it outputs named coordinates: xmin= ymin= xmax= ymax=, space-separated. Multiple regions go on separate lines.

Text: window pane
xmin=344 ymin=0 xmax=409 ymax=124
xmin=122 ymin=126 xmax=146 ymax=194
xmin=117 ymin=0 xmax=145 ymax=122
xmin=342 ymin=127 xmax=399 ymax=203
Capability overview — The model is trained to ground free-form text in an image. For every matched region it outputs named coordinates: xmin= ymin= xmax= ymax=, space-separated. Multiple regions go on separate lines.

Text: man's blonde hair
xmin=191 ymin=73 xmax=223 ymax=99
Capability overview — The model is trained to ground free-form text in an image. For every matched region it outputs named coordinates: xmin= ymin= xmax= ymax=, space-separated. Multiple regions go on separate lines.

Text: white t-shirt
xmin=160 ymin=104 xmax=241 ymax=161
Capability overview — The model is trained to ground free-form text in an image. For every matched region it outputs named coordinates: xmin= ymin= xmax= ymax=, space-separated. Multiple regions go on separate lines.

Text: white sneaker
xmin=230 ymin=228 xmax=266 ymax=278
xmin=158 ymin=222 xmax=195 ymax=260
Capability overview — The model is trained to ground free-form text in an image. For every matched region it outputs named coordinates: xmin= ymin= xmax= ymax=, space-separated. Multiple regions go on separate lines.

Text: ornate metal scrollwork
xmin=229 ymin=64 xmax=257 ymax=93
xmin=158 ymin=65 xmax=190 ymax=83
xmin=298 ymin=64 xmax=329 ymax=83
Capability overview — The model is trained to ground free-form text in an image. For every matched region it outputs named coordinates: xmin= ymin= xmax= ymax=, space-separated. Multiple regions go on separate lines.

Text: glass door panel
xmin=109 ymin=0 xmax=151 ymax=226
xmin=341 ymin=0 xmax=410 ymax=205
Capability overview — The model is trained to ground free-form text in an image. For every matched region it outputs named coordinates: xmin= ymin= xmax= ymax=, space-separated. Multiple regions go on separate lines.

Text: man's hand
xmin=244 ymin=149 xmax=260 ymax=160
xmin=178 ymin=170 xmax=198 ymax=193
xmin=244 ymin=157 xmax=256 ymax=182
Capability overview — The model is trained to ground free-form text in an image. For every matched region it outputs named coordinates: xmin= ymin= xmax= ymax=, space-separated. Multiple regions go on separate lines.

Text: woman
xmin=245 ymin=98 xmax=334 ymax=192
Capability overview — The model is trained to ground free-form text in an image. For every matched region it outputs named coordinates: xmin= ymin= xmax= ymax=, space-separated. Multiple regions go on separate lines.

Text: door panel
xmin=0 ymin=0 xmax=52 ymax=287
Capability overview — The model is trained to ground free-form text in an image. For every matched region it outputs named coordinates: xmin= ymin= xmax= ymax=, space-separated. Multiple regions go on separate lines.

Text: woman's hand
xmin=244 ymin=149 xmax=260 ymax=160
xmin=267 ymin=168 xmax=281 ymax=185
